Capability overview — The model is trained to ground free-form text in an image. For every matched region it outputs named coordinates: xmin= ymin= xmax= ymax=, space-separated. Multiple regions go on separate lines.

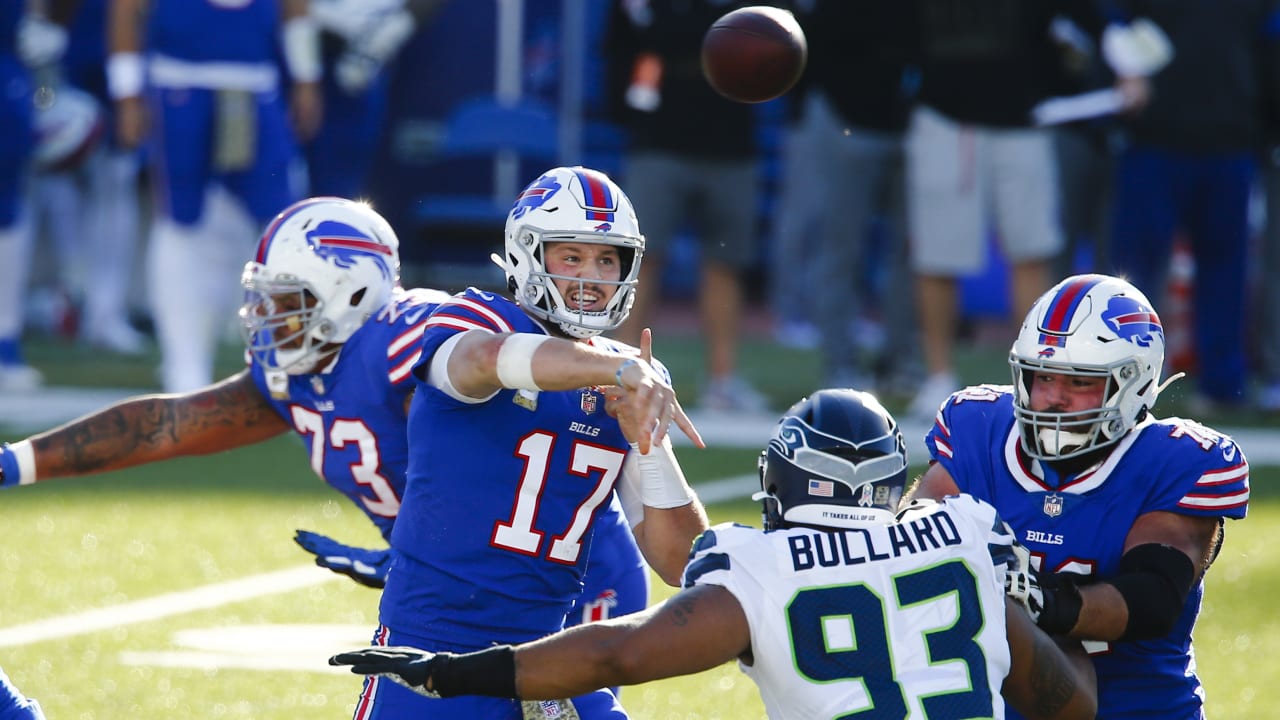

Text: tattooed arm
xmin=1002 ymin=597 xmax=1099 ymax=720
xmin=20 ymin=370 xmax=289 ymax=482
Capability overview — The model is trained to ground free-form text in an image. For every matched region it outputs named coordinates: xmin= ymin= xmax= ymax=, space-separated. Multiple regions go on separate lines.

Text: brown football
xmin=701 ymin=6 xmax=807 ymax=104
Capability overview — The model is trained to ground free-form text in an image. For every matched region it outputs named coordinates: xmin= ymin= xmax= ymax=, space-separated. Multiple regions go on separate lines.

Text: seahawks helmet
xmin=494 ymin=166 xmax=644 ymax=338
xmin=755 ymin=389 xmax=908 ymax=531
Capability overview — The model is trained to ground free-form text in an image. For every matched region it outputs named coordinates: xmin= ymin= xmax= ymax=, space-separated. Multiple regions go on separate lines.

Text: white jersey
xmin=684 ymin=495 xmax=1015 ymax=719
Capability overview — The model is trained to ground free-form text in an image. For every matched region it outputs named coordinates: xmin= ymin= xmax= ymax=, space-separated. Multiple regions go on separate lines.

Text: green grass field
xmin=2 ymin=331 xmax=1277 ymax=718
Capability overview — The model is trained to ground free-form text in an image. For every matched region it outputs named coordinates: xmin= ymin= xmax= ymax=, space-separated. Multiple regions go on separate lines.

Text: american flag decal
xmin=809 ymin=479 xmax=834 ymax=497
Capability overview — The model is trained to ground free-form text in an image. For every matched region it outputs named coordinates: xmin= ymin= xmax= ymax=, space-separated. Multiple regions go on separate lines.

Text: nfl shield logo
xmin=1043 ymin=493 xmax=1064 ymax=517
xmin=581 ymin=390 xmax=598 ymax=414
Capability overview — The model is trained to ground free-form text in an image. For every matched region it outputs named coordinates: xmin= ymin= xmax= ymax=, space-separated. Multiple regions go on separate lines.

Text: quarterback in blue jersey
xmin=0 ymin=198 xmax=651 ymax=639
xmin=358 ymin=166 xmax=709 ymax=720
xmin=333 ymin=389 xmax=1098 ymax=720
xmin=908 ymin=273 xmax=1250 ymax=719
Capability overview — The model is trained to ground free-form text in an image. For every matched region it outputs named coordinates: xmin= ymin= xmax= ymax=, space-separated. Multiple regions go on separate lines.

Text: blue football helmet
xmin=755 ymin=389 xmax=908 ymax=531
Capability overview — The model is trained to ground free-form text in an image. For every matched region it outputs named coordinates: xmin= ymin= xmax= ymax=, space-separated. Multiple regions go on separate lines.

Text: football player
xmin=306 ymin=0 xmax=444 ymax=199
xmin=108 ymin=0 xmax=320 ymax=392
xmin=351 ymin=165 xmax=709 ymax=720
xmin=331 ymin=389 xmax=1099 ymax=720
xmin=0 ymin=197 xmax=654 ymax=702
xmin=0 ymin=1 xmax=43 ymax=392
xmin=907 ymin=273 xmax=1250 ymax=718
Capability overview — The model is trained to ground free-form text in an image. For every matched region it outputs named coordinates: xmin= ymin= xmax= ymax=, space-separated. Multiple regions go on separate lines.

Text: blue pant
xmin=1109 ymin=145 xmax=1255 ymax=402
xmin=350 ymin=626 xmax=626 ymax=719
xmin=147 ymin=85 xmax=298 ymax=225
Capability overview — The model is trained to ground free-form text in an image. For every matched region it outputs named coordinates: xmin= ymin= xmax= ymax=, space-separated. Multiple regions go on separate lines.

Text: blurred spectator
xmin=904 ymin=0 xmax=1138 ymax=421
xmin=1107 ymin=0 xmax=1280 ymax=409
xmin=606 ymin=0 xmax=768 ymax=413
xmin=1047 ymin=16 xmax=1119 ymax=278
xmin=109 ymin=0 xmax=320 ymax=392
xmin=30 ymin=0 xmax=147 ymax=355
xmin=1260 ymin=147 xmax=1280 ymax=411
xmin=0 ymin=3 xmax=57 ymax=392
xmin=805 ymin=0 xmax=920 ymax=393
xmin=1254 ymin=14 xmax=1280 ymax=411
xmin=306 ymin=0 xmax=444 ymax=199
xmin=765 ymin=67 xmax=823 ymax=351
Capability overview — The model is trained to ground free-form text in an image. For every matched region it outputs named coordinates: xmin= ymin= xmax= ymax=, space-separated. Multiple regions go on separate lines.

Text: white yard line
xmin=0 ymin=565 xmax=337 ymax=648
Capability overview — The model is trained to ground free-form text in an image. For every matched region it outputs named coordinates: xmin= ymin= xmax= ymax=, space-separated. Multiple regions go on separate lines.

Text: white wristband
xmin=631 ymin=438 xmax=694 ymax=509
xmin=282 ymin=16 xmax=322 ymax=83
xmin=107 ymin=52 xmax=144 ymax=100
xmin=11 ymin=440 xmax=37 ymax=486
xmin=495 ymin=334 xmax=551 ymax=391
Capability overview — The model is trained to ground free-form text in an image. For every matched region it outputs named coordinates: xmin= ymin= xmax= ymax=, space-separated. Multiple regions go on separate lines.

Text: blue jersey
xmin=384 ymin=288 xmax=645 ymax=647
xmin=925 ymin=384 xmax=1251 ymax=719
xmin=250 ymin=288 xmax=449 ymax=540
xmin=147 ymin=0 xmax=281 ymax=66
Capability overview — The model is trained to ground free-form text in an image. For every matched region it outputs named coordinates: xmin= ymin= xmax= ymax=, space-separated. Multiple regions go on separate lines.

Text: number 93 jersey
xmin=684 ymin=495 xmax=1014 ymax=720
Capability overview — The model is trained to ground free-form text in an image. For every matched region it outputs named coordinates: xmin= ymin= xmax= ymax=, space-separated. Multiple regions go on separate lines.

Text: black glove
xmin=329 ymin=646 xmax=441 ymax=697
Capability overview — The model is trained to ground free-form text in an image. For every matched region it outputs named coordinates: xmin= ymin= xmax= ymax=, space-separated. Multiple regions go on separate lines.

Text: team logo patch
xmin=305 ymin=220 xmax=395 ymax=281
xmin=510 ymin=173 xmax=562 ymax=221
xmin=1038 ymin=347 xmax=1056 ymax=358
xmin=1043 ymin=493 xmax=1064 ymax=518
xmin=580 ymin=389 xmax=598 ymax=414
xmin=1101 ymin=295 xmax=1163 ymax=348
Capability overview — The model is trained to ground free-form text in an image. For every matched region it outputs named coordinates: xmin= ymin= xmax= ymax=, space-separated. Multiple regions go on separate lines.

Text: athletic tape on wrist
xmin=495 ymin=334 xmax=551 ymax=392
xmin=1 ymin=440 xmax=36 ymax=487
xmin=106 ymin=52 xmax=144 ymax=100
xmin=282 ymin=16 xmax=322 ymax=82
xmin=632 ymin=439 xmax=695 ymax=509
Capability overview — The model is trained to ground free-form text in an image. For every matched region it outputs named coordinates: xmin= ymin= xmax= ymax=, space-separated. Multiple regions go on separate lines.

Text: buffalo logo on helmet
xmin=304 ymin=220 xmax=394 ymax=280
xmin=1038 ymin=347 xmax=1056 ymax=358
xmin=1101 ymin=296 xmax=1163 ymax=348
xmin=510 ymin=173 xmax=563 ymax=221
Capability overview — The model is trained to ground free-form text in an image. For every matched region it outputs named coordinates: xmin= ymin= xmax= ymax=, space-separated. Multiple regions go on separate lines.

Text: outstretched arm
xmin=1 ymin=370 xmax=288 ymax=486
xmin=330 ymin=583 xmax=750 ymax=699
xmin=1002 ymin=598 xmax=1098 ymax=720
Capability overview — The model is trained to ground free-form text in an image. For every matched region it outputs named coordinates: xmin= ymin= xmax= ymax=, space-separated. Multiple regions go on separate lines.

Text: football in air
xmin=701 ymin=5 xmax=807 ymax=104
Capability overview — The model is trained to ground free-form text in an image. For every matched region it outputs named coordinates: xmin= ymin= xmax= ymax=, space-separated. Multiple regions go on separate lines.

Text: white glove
xmin=335 ymin=8 xmax=417 ymax=93
xmin=1004 ymin=540 xmax=1046 ymax=622
xmin=17 ymin=16 xmax=68 ymax=69
xmin=1102 ymin=18 xmax=1174 ymax=77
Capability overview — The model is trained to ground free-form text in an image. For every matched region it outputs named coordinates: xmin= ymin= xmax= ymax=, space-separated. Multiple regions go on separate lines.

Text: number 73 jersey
xmin=684 ymin=495 xmax=1014 ymax=720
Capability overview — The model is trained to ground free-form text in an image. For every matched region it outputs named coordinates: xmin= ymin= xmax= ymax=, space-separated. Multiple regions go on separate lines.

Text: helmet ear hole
xmin=349 ymin=287 xmax=367 ymax=308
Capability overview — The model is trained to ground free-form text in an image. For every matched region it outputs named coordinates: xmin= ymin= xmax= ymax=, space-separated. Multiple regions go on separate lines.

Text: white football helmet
xmin=1010 ymin=274 xmax=1174 ymax=461
xmin=494 ymin=166 xmax=644 ymax=338
xmin=240 ymin=197 xmax=400 ymax=373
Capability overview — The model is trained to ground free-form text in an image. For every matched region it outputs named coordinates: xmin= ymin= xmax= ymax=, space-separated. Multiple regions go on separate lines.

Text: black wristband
xmin=1036 ymin=572 xmax=1089 ymax=635
xmin=429 ymin=645 xmax=518 ymax=698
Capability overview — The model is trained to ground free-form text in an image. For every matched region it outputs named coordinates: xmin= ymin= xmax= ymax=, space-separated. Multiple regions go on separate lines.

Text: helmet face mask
xmin=755 ymin=389 xmax=908 ymax=531
xmin=240 ymin=197 xmax=400 ymax=374
xmin=1009 ymin=274 xmax=1167 ymax=461
xmin=499 ymin=167 xmax=644 ymax=338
